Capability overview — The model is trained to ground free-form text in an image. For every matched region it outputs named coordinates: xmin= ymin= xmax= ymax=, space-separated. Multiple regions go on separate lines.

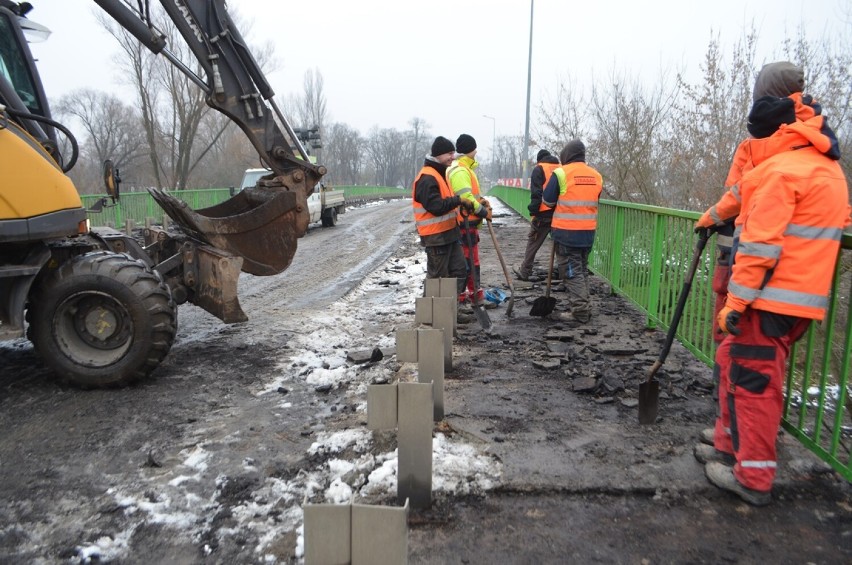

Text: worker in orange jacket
xmin=413 ymin=136 xmax=475 ymax=303
xmin=513 ymin=149 xmax=561 ymax=281
xmin=701 ymin=95 xmax=850 ymax=506
xmin=696 ymin=62 xmax=816 ymax=347
xmin=694 ymin=62 xmax=826 ymax=451
xmin=541 ymin=139 xmax=604 ymax=324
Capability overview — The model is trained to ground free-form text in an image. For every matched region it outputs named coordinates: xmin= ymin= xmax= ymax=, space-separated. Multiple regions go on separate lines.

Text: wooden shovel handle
xmin=545 ymin=241 xmax=555 ymax=299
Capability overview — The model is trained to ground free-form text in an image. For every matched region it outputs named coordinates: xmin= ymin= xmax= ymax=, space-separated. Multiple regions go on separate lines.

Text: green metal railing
xmin=81 ymin=186 xmax=405 ymax=229
xmin=489 ymin=184 xmax=852 ymax=481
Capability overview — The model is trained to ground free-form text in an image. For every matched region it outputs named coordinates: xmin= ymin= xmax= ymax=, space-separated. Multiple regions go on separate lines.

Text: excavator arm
xmin=92 ymin=0 xmax=326 ymax=276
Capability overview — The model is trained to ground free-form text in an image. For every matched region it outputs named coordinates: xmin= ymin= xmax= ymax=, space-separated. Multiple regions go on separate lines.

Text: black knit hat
xmin=430 ymin=136 xmax=455 ymax=157
xmin=747 ymin=96 xmax=796 ymax=139
xmin=536 ymin=149 xmax=552 ymax=162
xmin=456 ymin=134 xmax=477 ymax=154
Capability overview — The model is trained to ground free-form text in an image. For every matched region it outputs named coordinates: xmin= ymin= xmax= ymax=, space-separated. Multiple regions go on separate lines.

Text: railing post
xmin=646 ymin=214 xmax=666 ymax=329
xmin=609 ymin=206 xmax=624 ymax=292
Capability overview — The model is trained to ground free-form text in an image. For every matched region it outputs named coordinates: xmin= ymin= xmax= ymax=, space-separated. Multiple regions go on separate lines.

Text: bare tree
xmin=324 ymin=122 xmax=363 ymax=185
xmin=403 ymin=117 xmax=431 ymax=189
xmin=664 ymin=30 xmax=756 ymax=209
xmin=52 ymin=89 xmax=147 ymax=193
xmin=296 ymin=68 xmax=328 ymax=132
xmin=589 ymin=69 xmax=677 ymax=204
xmin=98 ymin=6 xmax=272 ymax=190
xmin=534 ymin=74 xmax=588 ymax=152
xmin=364 ymin=127 xmax=407 ymax=187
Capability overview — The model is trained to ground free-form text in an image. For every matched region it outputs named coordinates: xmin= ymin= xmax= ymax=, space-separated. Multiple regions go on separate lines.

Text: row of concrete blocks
xmin=302 ymin=278 xmax=458 ymax=564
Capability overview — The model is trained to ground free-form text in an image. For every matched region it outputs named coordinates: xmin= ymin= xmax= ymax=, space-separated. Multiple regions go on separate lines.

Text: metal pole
xmin=521 ymin=0 xmax=534 ymax=187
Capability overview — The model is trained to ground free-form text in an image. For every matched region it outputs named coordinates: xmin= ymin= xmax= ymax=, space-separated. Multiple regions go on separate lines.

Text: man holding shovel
xmin=514 ymin=149 xmax=561 ymax=282
xmin=447 ymin=134 xmax=494 ymax=308
xmin=705 ymin=96 xmax=849 ymax=506
xmin=541 ymin=139 xmax=603 ymax=324
xmin=412 ymin=136 xmax=475 ymax=315
xmin=693 ymin=62 xmax=828 ymax=455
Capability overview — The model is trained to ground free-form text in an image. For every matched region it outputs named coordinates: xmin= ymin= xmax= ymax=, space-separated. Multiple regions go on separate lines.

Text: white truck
xmin=240 ymin=168 xmax=346 ymax=227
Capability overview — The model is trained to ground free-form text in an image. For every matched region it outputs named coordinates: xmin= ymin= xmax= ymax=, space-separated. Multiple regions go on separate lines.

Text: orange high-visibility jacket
xmin=727 ymin=116 xmax=851 ymax=320
xmin=698 ymin=93 xmax=823 ymax=229
xmin=412 ymin=167 xmax=458 ymax=237
xmin=551 ymin=163 xmax=603 ymax=231
xmin=537 ymin=162 xmax=562 ymax=214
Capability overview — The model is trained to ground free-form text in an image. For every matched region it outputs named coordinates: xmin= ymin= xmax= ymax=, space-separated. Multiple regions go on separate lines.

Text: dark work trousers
xmin=556 ymin=244 xmax=591 ymax=322
xmin=713 ymin=308 xmax=809 ymax=491
xmin=425 ymin=241 xmax=468 ymax=295
xmin=519 ymin=216 xmax=551 ymax=278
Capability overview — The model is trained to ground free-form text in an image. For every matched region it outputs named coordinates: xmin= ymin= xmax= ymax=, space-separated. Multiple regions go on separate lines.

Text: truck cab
xmin=240 ymin=167 xmax=345 ymax=227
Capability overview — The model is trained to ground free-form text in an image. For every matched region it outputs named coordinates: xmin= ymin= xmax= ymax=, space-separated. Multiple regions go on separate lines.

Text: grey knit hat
xmin=753 ymin=61 xmax=805 ymax=101
xmin=559 ymin=139 xmax=586 ymax=165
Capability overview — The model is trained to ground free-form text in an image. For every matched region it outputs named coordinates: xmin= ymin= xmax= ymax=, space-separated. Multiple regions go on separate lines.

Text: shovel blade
xmin=505 ymin=296 xmax=515 ymax=318
xmin=638 ymin=380 xmax=660 ymax=424
xmin=473 ymin=304 xmax=493 ymax=330
xmin=529 ymin=296 xmax=557 ymax=317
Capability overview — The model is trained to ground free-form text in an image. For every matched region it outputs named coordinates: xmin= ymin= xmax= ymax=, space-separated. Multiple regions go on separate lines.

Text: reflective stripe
xmin=716 ymin=234 xmax=734 ymax=248
xmin=730 ymin=281 xmax=830 ymax=310
xmin=728 ymin=280 xmax=761 ymax=301
xmin=760 ymin=286 xmax=829 ymax=309
xmin=561 ymin=200 xmax=598 ymax=208
xmin=731 ymin=184 xmax=741 ymax=202
xmin=740 ymin=460 xmax=777 ymax=469
xmin=784 ymin=224 xmax=844 ymax=241
xmin=416 ymin=212 xmax=457 ymax=227
xmin=455 ymin=187 xmax=473 ymax=196
xmin=738 ymin=241 xmax=781 ymax=259
xmin=734 ymin=225 xmax=743 ymax=238
xmin=710 ymin=206 xmax=722 ymax=224
xmin=554 ymin=213 xmax=597 ymax=221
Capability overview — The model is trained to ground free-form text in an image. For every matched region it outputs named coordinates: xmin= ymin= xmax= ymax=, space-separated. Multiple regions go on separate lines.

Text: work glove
xmin=694 ymin=210 xmax=716 ymax=233
xmin=717 ymin=303 xmax=745 ymax=335
xmin=459 ymin=199 xmax=475 ymax=214
xmin=478 ymin=196 xmax=491 ymax=209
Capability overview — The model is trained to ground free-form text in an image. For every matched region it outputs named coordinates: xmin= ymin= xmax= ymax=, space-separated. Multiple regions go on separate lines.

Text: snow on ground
xmin=83 ymin=200 xmax=504 ymax=563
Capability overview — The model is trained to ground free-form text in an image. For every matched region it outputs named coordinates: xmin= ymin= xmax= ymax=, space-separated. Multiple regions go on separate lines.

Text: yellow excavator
xmin=0 ymin=0 xmax=326 ymax=387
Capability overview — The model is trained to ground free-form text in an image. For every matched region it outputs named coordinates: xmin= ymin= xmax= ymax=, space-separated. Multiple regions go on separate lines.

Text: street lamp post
xmin=482 ymin=114 xmax=496 ymax=181
xmin=521 ymin=0 xmax=534 ymax=187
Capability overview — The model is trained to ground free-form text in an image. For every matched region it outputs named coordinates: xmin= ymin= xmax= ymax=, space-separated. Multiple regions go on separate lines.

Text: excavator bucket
xmin=149 ymin=170 xmax=313 ymax=277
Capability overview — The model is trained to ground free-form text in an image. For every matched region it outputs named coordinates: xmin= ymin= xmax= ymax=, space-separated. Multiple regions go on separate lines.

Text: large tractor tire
xmin=28 ymin=251 xmax=177 ymax=388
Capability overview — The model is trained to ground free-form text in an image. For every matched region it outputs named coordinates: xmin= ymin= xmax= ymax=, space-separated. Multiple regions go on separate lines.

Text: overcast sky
xmin=26 ymin=0 xmax=849 ymax=160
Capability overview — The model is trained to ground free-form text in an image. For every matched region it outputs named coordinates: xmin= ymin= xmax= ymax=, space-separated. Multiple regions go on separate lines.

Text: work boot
xmin=705 ymin=462 xmax=771 ymax=506
xmin=555 ymin=312 xmax=583 ymax=328
xmin=694 ymin=443 xmax=735 ymax=466
xmin=512 ymin=265 xmax=530 ymax=282
xmin=699 ymin=427 xmax=715 ymax=446
xmin=457 ymin=311 xmax=474 ymax=324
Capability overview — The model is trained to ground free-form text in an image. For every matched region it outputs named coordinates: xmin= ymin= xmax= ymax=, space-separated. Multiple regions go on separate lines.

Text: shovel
xmin=486 ymin=218 xmax=515 ymax=317
xmin=462 ymin=213 xmax=492 ymax=331
xmin=639 ymin=229 xmax=711 ymax=424
xmin=529 ymin=241 xmax=557 ymax=317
